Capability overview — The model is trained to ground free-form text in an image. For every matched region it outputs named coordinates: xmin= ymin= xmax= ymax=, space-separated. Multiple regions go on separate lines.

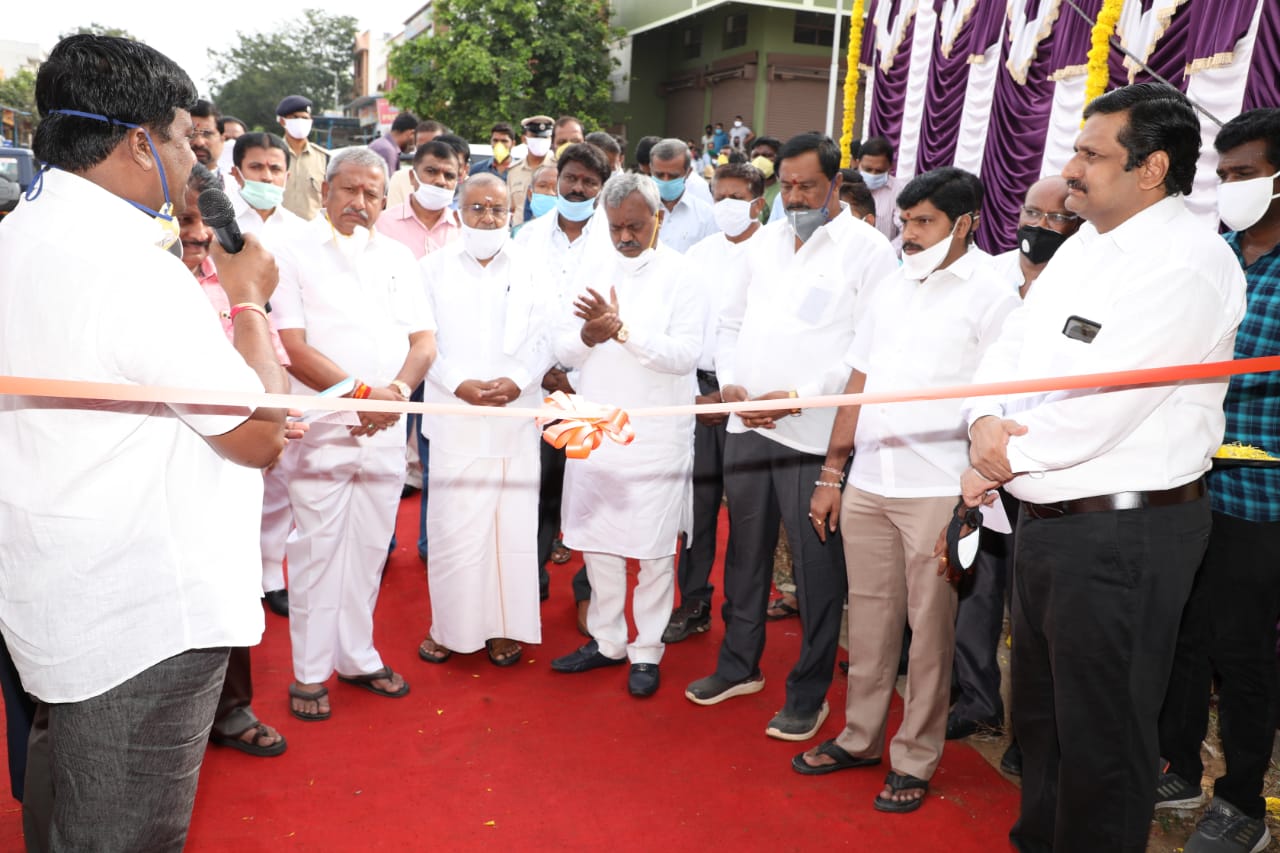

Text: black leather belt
xmin=696 ymin=369 xmax=718 ymax=384
xmin=1023 ymin=478 xmax=1206 ymax=520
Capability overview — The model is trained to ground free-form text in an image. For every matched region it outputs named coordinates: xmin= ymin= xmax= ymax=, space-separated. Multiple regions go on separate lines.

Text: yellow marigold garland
xmin=839 ymin=0 xmax=867 ymax=168
xmin=1083 ymin=0 xmax=1124 ymax=112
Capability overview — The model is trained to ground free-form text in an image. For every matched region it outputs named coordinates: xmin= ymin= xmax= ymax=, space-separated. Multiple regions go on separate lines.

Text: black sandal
xmin=791 ymin=739 xmax=881 ymax=776
xmin=874 ymin=770 xmax=929 ymax=813
xmin=486 ymin=638 xmax=523 ymax=667
xmin=210 ymin=722 xmax=288 ymax=757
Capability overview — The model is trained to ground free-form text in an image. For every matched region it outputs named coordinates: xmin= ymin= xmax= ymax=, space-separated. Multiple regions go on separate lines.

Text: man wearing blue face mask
xmin=225 ymin=131 xmax=308 ymax=619
xmin=649 ymin=137 xmax=719 ymax=253
xmin=857 ymin=136 xmax=901 ymax=243
xmin=687 ymin=133 xmax=897 ymax=741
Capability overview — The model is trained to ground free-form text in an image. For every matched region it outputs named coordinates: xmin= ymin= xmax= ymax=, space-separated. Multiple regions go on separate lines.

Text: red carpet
xmin=0 ymin=496 xmax=1019 ymax=852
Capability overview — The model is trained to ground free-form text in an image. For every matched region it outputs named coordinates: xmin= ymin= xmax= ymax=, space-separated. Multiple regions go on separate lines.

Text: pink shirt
xmin=195 ymin=258 xmax=291 ymax=365
xmin=375 ymin=200 xmax=461 ymax=260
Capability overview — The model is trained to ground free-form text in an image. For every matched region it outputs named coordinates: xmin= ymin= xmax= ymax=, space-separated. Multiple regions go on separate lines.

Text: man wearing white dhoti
xmin=416 ymin=174 xmax=553 ymax=668
xmin=272 ymin=148 xmax=436 ymax=721
xmin=549 ymin=173 xmax=704 ymax=698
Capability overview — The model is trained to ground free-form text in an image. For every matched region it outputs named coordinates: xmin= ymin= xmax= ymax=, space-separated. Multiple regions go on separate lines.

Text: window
xmin=681 ymin=25 xmax=702 ymax=60
xmin=723 ymin=13 xmax=748 ymax=50
xmin=794 ymin=11 xmax=844 ymax=47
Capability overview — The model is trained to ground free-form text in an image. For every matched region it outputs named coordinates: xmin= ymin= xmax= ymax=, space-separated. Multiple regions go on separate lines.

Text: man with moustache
xmin=272 ymin=147 xmax=436 ymax=722
xmin=686 ymin=133 xmax=897 ymax=741
xmin=178 ymin=163 xmax=291 ymax=757
xmin=513 ymin=142 xmax=612 ymax=616
xmin=189 ymin=100 xmax=226 ymax=181
xmin=416 ymin=175 xmax=552 ymax=668
xmin=550 ymin=173 xmax=703 ymax=698
xmin=961 ymin=83 xmax=1245 ymax=851
xmin=0 ymin=34 xmax=289 ymax=849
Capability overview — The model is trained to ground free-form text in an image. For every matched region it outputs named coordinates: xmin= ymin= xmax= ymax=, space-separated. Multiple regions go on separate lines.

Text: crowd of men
xmin=1 ymin=32 xmax=1278 ymax=853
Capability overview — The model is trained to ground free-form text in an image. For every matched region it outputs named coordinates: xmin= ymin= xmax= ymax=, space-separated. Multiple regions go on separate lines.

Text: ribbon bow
xmin=538 ymin=391 xmax=635 ymax=459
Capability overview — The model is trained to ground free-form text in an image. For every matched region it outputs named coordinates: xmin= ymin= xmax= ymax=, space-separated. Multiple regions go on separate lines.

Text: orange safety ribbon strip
xmin=536 ymin=391 xmax=635 ymax=459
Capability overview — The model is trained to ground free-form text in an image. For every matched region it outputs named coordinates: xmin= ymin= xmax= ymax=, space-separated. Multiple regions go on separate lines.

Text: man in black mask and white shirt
xmin=685 ymin=133 xmax=897 ymax=742
xmin=991 ymin=176 xmax=1081 ymax=298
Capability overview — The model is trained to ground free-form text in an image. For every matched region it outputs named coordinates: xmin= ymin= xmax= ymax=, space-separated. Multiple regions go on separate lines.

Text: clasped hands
xmin=350 ymin=385 xmax=406 ymax=438
xmin=576 ymin=287 xmax=623 ymax=346
xmin=720 ymin=385 xmax=800 ymax=430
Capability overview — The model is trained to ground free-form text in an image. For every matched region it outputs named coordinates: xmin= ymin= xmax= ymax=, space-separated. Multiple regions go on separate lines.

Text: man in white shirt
xmin=795 ymin=168 xmax=1019 ymax=813
xmin=0 ymin=34 xmax=289 ymax=850
xmin=273 ymin=147 xmax=437 ymax=722
xmin=729 ymin=115 xmax=753 ymax=153
xmin=990 ymin=176 xmax=1081 ymax=299
xmin=662 ymin=162 xmax=767 ymax=644
xmin=513 ymin=142 xmax=612 ymax=613
xmin=649 ymin=138 xmax=719 ymax=253
xmin=227 ymin=131 xmax=308 ymax=617
xmin=216 ymin=114 xmax=246 ymax=176
xmin=549 ymin=173 xmax=704 ymax=699
xmin=189 ymin=99 xmax=226 ymax=181
xmin=961 ymin=83 xmax=1246 ymax=851
xmin=415 ymin=175 xmax=552 ymax=668
xmin=686 ymin=133 xmax=898 ymax=742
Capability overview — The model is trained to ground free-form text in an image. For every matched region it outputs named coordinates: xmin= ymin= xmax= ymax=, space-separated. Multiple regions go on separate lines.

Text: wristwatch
xmin=389 ymin=379 xmax=412 ymax=398
xmin=614 ymin=324 xmax=631 ymax=344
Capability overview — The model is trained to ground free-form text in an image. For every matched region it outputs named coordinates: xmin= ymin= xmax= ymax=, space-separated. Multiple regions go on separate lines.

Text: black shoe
xmin=550 ymin=640 xmax=626 ymax=673
xmin=661 ymin=600 xmax=711 ymax=643
xmin=945 ymin=713 xmax=1003 ymax=740
xmin=263 ymin=589 xmax=289 ymax=617
xmin=999 ymin=740 xmax=1022 ymax=776
xmin=628 ymin=663 xmax=660 ymax=697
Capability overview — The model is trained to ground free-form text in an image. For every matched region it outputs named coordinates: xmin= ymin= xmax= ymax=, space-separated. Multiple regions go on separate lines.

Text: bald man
xmin=992 ymin=176 xmax=1081 ymax=298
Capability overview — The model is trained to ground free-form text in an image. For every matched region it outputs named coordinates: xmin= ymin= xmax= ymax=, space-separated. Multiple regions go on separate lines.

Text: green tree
xmin=0 ymin=69 xmax=37 ymax=116
xmin=388 ymin=0 xmax=623 ymax=141
xmin=59 ymin=23 xmax=139 ymax=40
xmin=208 ymin=9 xmax=357 ymax=133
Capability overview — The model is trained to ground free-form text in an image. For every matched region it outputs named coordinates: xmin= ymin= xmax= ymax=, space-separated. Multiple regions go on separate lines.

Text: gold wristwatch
xmin=614 ymin=324 xmax=631 ymax=344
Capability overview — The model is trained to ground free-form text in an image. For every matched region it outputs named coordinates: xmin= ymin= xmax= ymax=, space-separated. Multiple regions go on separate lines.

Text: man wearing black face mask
xmin=993 ymin=176 xmax=1080 ymax=299
xmin=685 ymin=133 xmax=897 ymax=741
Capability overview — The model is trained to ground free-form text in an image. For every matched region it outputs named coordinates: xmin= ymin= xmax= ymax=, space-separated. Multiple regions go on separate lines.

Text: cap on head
xmin=522 ymin=115 xmax=554 ymax=138
xmin=276 ymin=95 xmax=313 ymax=117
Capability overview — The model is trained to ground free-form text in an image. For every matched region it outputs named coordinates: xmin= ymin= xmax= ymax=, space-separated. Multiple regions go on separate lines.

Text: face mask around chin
xmin=615 ymin=248 xmax=654 ymax=273
xmin=1217 ymin=170 xmax=1280 ymax=232
xmin=900 ymin=226 xmax=957 ymax=280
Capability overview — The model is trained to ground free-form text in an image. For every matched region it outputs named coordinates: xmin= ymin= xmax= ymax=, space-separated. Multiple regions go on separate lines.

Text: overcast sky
xmin=8 ymin=3 xmax=405 ymax=94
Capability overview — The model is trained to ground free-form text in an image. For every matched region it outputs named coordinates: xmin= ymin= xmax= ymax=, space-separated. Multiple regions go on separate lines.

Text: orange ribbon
xmin=537 ymin=391 xmax=636 ymax=459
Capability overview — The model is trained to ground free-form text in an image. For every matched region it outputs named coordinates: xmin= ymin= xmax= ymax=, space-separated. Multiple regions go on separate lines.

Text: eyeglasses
xmin=465 ymin=204 xmax=508 ymax=219
xmin=1021 ymin=206 xmax=1078 ymax=225
xmin=188 ymin=129 xmax=219 ymax=142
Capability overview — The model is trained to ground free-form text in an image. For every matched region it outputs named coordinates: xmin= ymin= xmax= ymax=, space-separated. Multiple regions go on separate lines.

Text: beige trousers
xmin=834 ymin=487 xmax=958 ymax=781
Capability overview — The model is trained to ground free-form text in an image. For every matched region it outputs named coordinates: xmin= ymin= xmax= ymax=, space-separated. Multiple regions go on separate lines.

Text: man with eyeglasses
xmin=189 ymin=100 xmax=226 ymax=180
xmin=661 ymin=161 xmax=768 ymax=645
xmin=415 ymin=174 xmax=551 ymax=669
xmin=991 ymin=176 xmax=1081 ymax=299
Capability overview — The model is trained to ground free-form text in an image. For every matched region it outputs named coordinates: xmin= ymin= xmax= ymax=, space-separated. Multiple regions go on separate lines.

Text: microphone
xmin=197 ymin=187 xmax=244 ymax=254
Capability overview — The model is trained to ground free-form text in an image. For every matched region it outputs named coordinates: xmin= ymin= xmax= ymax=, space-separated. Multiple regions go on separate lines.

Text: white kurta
xmin=272 ymin=219 xmax=434 ymax=682
xmin=554 ymin=244 xmax=704 ymax=560
xmin=420 ymin=242 xmax=554 ymax=652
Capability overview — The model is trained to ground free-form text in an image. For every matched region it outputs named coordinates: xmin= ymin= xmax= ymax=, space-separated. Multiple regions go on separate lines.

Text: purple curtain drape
xmin=1107 ymin=0 xmax=1191 ymax=91
xmin=867 ymin=1 xmax=917 ymax=153
xmin=967 ymin=0 xmax=1007 ymax=60
xmin=861 ymin=0 xmax=883 ymax=66
xmin=1047 ymin=0 xmax=1102 ymax=75
xmin=975 ymin=0 xmax=1059 ymax=253
xmin=916 ymin=1 xmax=982 ymax=173
xmin=1243 ymin=0 xmax=1280 ymax=110
xmin=1187 ymin=0 xmax=1259 ymax=66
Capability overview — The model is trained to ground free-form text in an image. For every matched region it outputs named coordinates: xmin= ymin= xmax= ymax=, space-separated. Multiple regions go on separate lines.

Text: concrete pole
xmin=824 ymin=0 xmax=845 ymax=138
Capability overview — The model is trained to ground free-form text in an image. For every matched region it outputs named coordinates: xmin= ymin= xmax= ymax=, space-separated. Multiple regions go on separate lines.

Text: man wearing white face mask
xmin=414 ymin=174 xmax=553 ymax=668
xmin=662 ymin=162 xmax=767 ymax=644
xmin=649 ymin=137 xmax=719 ymax=253
xmin=1156 ymin=108 xmax=1280 ymax=853
xmin=276 ymin=95 xmax=329 ymax=222
xmin=797 ymin=168 xmax=1018 ymax=814
xmin=687 ymin=133 xmax=897 ymax=742
xmin=549 ymin=172 xmax=704 ymax=699
xmin=376 ymin=139 xmax=463 ymax=261
xmin=508 ymin=115 xmax=557 ymax=228
xmin=272 ymin=147 xmax=436 ymax=722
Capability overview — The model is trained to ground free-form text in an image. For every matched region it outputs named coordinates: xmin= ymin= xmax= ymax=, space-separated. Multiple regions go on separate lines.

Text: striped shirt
xmin=1210 ymin=231 xmax=1280 ymax=521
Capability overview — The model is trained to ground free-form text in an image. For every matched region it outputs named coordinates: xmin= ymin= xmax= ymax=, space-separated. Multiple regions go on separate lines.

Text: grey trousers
xmin=23 ymin=648 xmax=229 ymax=853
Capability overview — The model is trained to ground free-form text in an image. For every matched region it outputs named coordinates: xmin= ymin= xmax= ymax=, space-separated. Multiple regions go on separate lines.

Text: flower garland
xmin=1083 ymin=0 xmax=1124 ymax=111
xmin=839 ymin=0 xmax=867 ymax=168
